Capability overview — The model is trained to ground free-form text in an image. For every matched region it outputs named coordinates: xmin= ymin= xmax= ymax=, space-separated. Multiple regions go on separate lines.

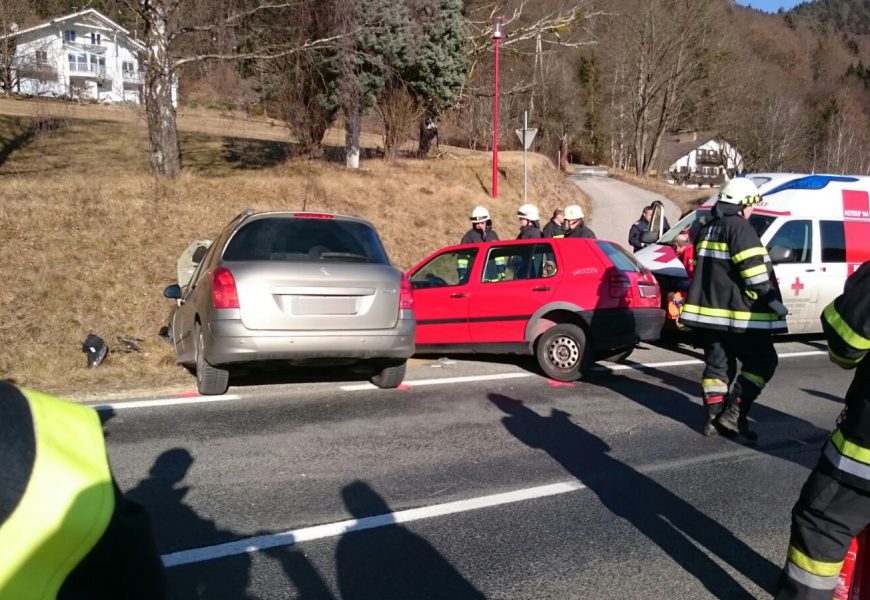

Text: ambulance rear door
xmin=816 ymin=189 xmax=870 ymax=323
xmin=764 ymin=218 xmax=818 ymax=334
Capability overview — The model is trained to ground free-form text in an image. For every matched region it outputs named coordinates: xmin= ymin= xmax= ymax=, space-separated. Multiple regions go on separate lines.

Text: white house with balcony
xmin=3 ymin=8 xmax=173 ymax=105
xmin=651 ymin=131 xmax=745 ymax=187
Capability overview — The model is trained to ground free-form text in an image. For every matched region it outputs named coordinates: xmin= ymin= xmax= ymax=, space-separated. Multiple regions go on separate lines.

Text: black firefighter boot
xmin=716 ymin=395 xmax=758 ymax=442
xmin=703 ymin=395 xmax=725 ymax=437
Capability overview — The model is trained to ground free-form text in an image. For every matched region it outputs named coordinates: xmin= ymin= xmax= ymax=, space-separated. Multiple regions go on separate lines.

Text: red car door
xmin=468 ymin=242 xmax=560 ymax=344
xmin=409 ymin=248 xmax=479 ymax=345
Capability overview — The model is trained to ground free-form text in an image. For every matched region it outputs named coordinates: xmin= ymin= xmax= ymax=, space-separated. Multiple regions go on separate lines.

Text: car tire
xmin=370 ymin=361 xmax=407 ymax=389
xmin=195 ymin=323 xmax=230 ymax=395
xmin=535 ymin=323 xmax=588 ymax=382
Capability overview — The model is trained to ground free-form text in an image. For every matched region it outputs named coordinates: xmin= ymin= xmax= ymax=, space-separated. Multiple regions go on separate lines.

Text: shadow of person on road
xmin=264 ymin=545 xmax=336 ymax=600
xmin=584 ymin=364 xmax=829 ymax=469
xmin=126 ymin=448 xmax=256 ymax=600
xmin=489 ymin=393 xmax=781 ymax=599
xmin=335 ymin=480 xmax=486 ymax=600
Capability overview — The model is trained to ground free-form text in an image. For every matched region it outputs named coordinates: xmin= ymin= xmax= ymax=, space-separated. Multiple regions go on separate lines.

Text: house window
xmin=122 ymin=61 xmax=135 ymax=73
xmin=68 ymin=53 xmax=86 ymax=72
xmin=90 ymin=32 xmax=101 ymax=45
xmin=64 ymin=30 xmax=76 ymax=42
xmin=35 ymin=50 xmax=48 ymax=65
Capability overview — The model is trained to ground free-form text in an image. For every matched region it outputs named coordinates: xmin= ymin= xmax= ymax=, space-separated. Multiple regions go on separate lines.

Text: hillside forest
xmin=3 ymin=0 xmax=870 ymax=177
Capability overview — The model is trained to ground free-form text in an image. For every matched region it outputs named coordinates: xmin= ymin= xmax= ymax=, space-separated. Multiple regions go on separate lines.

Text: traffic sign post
xmin=515 ymin=111 xmax=538 ymax=201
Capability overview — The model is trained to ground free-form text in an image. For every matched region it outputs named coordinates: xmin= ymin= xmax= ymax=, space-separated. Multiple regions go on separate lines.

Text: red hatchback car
xmin=408 ymin=238 xmax=664 ymax=381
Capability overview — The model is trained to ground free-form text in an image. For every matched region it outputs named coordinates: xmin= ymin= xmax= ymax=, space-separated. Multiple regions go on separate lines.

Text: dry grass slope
xmin=0 ymin=101 xmax=588 ymax=398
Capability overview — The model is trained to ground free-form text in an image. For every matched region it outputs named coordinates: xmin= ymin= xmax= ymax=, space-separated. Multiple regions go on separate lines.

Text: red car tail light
xmin=608 ymin=275 xmax=632 ymax=298
xmin=211 ymin=267 xmax=240 ymax=309
xmin=400 ymin=274 xmax=414 ymax=310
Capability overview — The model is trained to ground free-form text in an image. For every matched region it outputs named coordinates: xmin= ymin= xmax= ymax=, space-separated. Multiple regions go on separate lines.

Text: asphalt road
xmin=570 ymin=172 xmax=684 ymax=246
xmin=99 ymin=337 xmax=846 ymax=599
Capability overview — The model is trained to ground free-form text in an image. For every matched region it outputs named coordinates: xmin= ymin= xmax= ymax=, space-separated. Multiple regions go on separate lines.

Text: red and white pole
xmin=492 ymin=18 xmax=503 ymax=199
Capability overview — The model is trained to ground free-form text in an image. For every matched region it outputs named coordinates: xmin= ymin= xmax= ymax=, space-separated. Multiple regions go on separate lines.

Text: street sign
xmin=515 ymin=127 xmax=538 ymax=150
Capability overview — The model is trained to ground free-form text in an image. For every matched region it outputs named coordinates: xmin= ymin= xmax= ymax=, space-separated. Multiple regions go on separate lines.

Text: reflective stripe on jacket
xmin=819 ymin=261 xmax=870 ymax=490
xmin=0 ymin=385 xmax=114 ymax=599
xmin=679 ymin=213 xmax=788 ymax=334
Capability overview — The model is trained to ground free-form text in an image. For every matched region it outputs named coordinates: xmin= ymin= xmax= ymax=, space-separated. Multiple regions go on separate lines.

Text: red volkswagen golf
xmin=408 ymin=238 xmax=664 ymax=381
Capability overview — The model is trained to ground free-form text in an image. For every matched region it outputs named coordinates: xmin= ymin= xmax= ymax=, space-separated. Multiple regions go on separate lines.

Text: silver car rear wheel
xmin=370 ymin=361 xmax=407 ymax=389
xmin=195 ymin=323 xmax=230 ymax=395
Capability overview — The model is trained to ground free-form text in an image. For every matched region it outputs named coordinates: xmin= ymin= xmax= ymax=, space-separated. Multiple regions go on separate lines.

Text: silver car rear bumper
xmin=204 ymin=313 xmax=416 ymax=365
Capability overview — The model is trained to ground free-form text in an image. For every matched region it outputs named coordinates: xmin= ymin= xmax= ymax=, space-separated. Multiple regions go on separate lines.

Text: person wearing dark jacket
xmin=629 ymin=205 xmax=671 ymax=252
xmin=775 ymin=261 xmax=870 ymax=600
xmin=680 ymin=178 xmax=788 ymax=439
xmin=516 ymin=203 xmax=543 ymax=239
xmin=0 ymin=381 xmax=168 ymax=599
xmin=461 ymin=206 xmax=499 ymax=244
xmin=563 ymin=204 xmax=596 ymax=239
xmin=542 ymin=209 xmax=568 ymax=238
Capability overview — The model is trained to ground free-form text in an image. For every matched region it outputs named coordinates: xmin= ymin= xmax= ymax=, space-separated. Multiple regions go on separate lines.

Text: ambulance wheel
xmin=536 ymin=324 xmax=588 ymax=381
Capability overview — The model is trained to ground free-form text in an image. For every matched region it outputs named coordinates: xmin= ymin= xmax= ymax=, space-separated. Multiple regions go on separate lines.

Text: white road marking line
xmin=597 ymin=350 xmax=826 ymax=372
xmin=89 ymin=349 xmax=828 ymax=409
xmin=161 ymin=445 xmax=759 ymax=567
xmin=340 ymin=372 xmax=533 ymax=391
xmin=89 ymin=394 xmax=241 ymax=411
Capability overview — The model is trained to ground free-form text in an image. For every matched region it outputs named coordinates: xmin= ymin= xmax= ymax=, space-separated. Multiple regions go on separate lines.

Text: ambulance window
xmin=766 ymin=220 xmax=812 ymax=263
xmin=820 ymin=221 xmax=846 ymax=263
xmin=748 ymin=214 xmax=776 ymax=238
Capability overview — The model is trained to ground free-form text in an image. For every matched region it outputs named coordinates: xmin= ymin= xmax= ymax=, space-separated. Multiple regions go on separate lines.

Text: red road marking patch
xmin=547 ymin=380 xmax=575 ymax=388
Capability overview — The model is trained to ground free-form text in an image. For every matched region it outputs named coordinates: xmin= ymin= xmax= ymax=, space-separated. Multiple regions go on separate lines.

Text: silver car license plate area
xmin=291 ymin=296 xmax=359 ymax=315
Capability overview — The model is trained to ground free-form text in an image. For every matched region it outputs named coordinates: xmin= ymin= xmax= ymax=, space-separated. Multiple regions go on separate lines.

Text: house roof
xmin=2 ymin=8 xmax=145 ymax=51
xmin=652 ymin=130 xmax=720 ymax=171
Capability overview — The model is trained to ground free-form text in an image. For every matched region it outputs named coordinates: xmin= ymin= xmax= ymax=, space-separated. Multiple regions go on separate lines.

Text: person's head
xmin=517 ymin=203 xmax=540 ymax=227
xmin=563 ymin=204 xmax=585 ymax=229
xmin=671 ymin=232 xmax=690 ymax=254
xmin=470 ymin=205 xmax=492 ymax=231
xmin=552 ymin=208 xmax=565 ymax=224
xmin=641 ymin=205 xmax=653 ymax=222
xmin=715 ymin=178 xmax=762 ymax=219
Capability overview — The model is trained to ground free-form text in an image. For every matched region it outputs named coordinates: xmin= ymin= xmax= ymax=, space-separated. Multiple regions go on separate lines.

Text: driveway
xmin=570 ymin=169 xmax=682 ymax=248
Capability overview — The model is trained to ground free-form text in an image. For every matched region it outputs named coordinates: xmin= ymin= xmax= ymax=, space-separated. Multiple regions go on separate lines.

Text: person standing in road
xmin=516 ymin=204 xmax=543 ymax=239
xmin=0 ymin=381 xmax=168 ymax=599
xmin=679 ymin=178 xmax=788 ymax=439
xmin=461 ymin=206 xmax=500 ymax=244
xmin=775 ymin=261 xmax=870 ymax=600
xmin=543 ymin=208 xmax=568 ymax=238
xmin=563 ymin=204 xmax=596 ymax=239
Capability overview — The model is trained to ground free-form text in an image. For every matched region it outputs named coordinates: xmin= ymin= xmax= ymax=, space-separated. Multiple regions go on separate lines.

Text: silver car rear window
xmin=223 ymin=217 xmax=389 ymax=264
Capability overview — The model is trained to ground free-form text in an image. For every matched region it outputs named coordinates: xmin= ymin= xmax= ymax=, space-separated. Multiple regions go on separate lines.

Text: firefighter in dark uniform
xmin=516 ymin=204 xmax=543 ymax=239
xmin=679 ymin=178 xmax=788 ymax=439
xmin=562 ymin=204 xmax=596 ymax=239
xmin=0 ymin=381 xmax=167 ymax=599
xmin=776 ymin=262 xmax=870 ymax=600
xmin=461 ymin=206 xmax=499 ymax=244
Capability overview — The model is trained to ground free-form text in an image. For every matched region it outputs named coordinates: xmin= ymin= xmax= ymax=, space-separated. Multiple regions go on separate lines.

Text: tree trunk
xmin=345 ymin=107 xmax=361 ymax=169
xmin=560 ymin=134 xmax=569 ymax=171
xmin=417 ymin=112 xmax=435 ymax=158
xmin=143 ymin=0 xmax=181 ymax=178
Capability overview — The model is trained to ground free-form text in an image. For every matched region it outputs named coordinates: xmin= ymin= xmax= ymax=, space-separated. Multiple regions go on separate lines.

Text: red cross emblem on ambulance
xmin=791 ymin=277 xmax=805 ymax=296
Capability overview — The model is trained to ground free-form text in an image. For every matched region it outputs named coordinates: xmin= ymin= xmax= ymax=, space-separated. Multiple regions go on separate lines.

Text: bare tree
xmin=376 ymin=80 xmax=422 ymax=160
xmin=0 ymin=0 xmax=37 ymax=96
xmin=118 ymin=0 xmax=347 ymax=177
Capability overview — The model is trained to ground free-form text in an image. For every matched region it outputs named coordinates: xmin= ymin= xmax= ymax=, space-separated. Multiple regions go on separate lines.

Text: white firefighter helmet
xmin=470 ymin=206 xmax=491 ymax=223
xmin=563 ymin=204 xmax=585 ymax=221
xmin=517 ymin=203 xmax=540 ymax=222
xmin=717 ymin=178 xmax=762 ymax=207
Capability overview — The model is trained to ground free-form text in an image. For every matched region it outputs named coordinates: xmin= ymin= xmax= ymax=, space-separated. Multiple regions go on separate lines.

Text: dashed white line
xmin=90 ymin=394 xmax=241 ymax=412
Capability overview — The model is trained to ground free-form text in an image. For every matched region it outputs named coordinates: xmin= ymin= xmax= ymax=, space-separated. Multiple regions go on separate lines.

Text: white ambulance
xmin=636 ymin=173 xmax=870 ymax=334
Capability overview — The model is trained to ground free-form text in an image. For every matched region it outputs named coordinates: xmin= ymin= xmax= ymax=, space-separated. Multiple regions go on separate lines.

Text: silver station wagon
xmin=163 ymin=210 xmax=416 ymax=394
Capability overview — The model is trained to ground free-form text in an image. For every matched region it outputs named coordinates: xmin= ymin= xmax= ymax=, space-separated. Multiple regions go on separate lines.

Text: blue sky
xmin=735 ymin=0 xmax=805 ymax=12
